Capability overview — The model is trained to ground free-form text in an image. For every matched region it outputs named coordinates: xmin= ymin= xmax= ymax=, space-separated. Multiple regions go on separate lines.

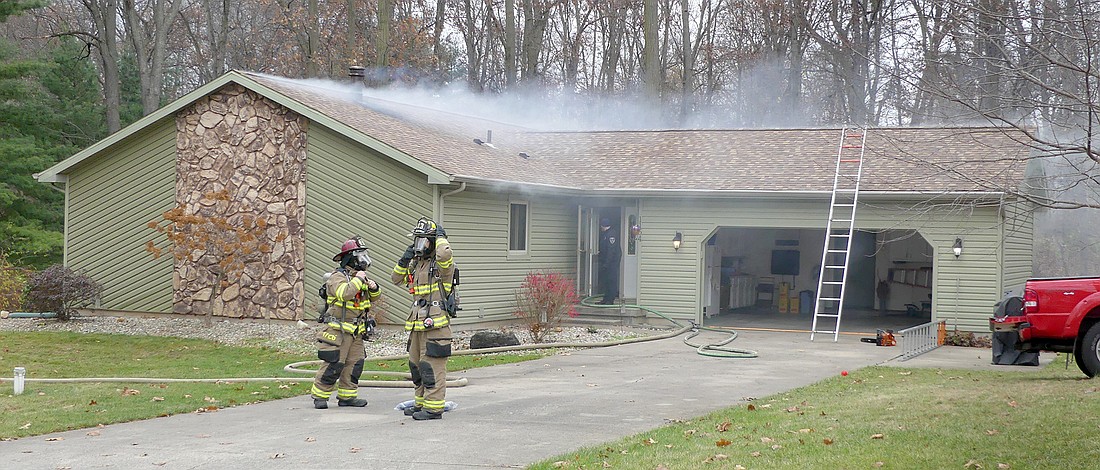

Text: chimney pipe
xmin=487 ymin=130 xmax=492 ymax=144
xmin=348 ymin=65 xmax=366 ymax=80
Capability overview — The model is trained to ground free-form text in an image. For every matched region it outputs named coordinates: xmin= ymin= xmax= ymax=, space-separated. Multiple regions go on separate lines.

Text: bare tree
xmin=122 ymin=0 xmax=185 ymax=115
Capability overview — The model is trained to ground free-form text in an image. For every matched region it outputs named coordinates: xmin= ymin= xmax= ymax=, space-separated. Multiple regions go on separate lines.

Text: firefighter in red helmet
xmin=310 ymin=236 xmax=381 ymax=409
xmin=391 ymin=217 xmax=456 ymax=420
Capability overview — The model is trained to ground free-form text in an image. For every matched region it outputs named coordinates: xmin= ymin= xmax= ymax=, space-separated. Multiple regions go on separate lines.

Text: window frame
xmin=507 ymin=200 xmax=530 ymax=255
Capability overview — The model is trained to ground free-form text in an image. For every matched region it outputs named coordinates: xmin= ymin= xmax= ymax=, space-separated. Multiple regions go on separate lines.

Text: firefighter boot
xmin=403 ymin=407 xmax=422 ymax=416
xmin=337 ymin=397 xmax=368 ymax=407
xmin=313 ymin=398 xmax=328 ymax=409
xmin=411 ymin=409 xmax=442 ymax=420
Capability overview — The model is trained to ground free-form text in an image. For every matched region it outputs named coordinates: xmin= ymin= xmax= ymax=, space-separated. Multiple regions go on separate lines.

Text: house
xmin=35 ymin=71 xmax=1036 ymax=332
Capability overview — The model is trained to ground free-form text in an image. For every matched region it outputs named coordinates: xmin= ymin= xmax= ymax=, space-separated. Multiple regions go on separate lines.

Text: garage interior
xmin=702 ymin=227 xmax=933 ymax=335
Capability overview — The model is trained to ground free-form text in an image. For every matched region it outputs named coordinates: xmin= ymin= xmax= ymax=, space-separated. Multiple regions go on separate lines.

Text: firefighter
xmin=597 ymin=218 xmax=621 ymax=305
xmin=391 ymin=217 xmax=455 ymax=420
xmin=310 ymin=236 xmax=381 ymax=409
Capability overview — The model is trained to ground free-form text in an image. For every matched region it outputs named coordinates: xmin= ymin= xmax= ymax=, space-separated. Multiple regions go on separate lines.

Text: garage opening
xmin=702 ymin=227 xmax=933 ymax=334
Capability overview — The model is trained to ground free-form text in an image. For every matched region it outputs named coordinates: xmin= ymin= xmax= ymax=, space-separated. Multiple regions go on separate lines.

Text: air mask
xmin=413 ymin=237 xmax=432 ymax=258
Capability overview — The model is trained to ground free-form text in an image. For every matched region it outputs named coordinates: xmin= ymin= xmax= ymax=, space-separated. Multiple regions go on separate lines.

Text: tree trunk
xmin=122 ymin=0 xmax=185 ymax=116
xmin=679 ymin=0 xmax=693 ymax=123
xmin=348 ymin=0 xmax=360 ymax=65
xmin=642 ymin=0 xmax=659 ymax=100
xmin=82 ymin=0 xmax=122 ymax=132
xmin=505 ymin=0 xmax=516 ymax=87
xmin=432 ymin=0 xmax=446 ymax=69
xmin=374 ymin=0 xmax=394 ymax=73
xmin=520 ymin=0 xmax=549 ymax=83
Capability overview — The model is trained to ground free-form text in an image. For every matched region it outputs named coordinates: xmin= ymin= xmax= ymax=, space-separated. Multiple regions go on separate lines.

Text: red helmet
xmin=333 ymin=237 xmax=367 ymax=261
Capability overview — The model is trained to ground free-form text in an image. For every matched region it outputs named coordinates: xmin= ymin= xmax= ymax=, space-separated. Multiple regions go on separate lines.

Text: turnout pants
xmin=408 ymin=325 xmax=452 ymax=414
xmin=311 ymin=330 xmax=366 ymax=401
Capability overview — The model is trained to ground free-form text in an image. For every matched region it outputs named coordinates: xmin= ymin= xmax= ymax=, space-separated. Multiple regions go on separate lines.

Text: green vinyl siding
xmin=303 ymin=124 xmax=434 ymax=322
xmin=1000 ymin=198 xmax=1034 ymax=297
xmin=65 ymin=119 xmax=176 ymax=312
xmin=441 ymin=189 xmax=577 ymax=324
xmin=638 ymin=196 xmax=1008 ymax=332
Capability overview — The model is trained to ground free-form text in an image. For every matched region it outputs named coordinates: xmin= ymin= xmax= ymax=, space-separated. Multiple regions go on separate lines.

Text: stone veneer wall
xmin=174 ymin=84 xmax=306 ymax=320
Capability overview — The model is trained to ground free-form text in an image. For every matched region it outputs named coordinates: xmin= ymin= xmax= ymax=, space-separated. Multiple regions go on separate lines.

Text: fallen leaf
xmin=1007 ymin=400 xmax=1018 ymax=408
xmin=642 ymin=438 xmax=657 ymax=445
xmin=873 ymin=462 xmax=885 ymax=468
xmin=656 ymin=465 xmax=669 ymax=470
xmin=152 ymin=397 xmax=165 ymax=402
xmin=703 ymin=454 xmax=729 ymax=463
xmin=305 ymin=437 xmax=316 ymax=442
xmin=271 ymin=453 xmax=285 ymax=459
xmin=349 ymin=447 xmax=361 ymax=453
xmin=760 ymin=437 xmax=774 ymax=444
xmin=551 ymin=461 xmax=569 ymax=468
xmin=997 ymin=464 xmax=1010 ymax=469
xmin=986 ymin=430 xmax=1000 ymax=436
xmin=965 ymin=459 xmax=983 ymax=469
xmin=746 ymin=404 xmax=756 ymax=411
xmin=785 ymin=406 xmax=799 ymax=413
xmin=797 ymin=428 xmax=813 ymax=433
xmin=770 ymin=444 xmax=782 ymax=450
xmin=716 ymin=439 xmax=732 ymax=447
xmin=45 ymin=437 xmax=63 ymax=441
xmin=683 ymin=429 xmax=697 ymax=436
xmin=871 ymin=434 xmax=884 ymax=439
xmin=88 ymin=400 xmax=97 ymax=406
xmin=735 ymin=466 xmax=747 ymax=470
xmin=19 ymin=423 xmax=30 ymax=430
xmin=823 ymin=438 xmax=834 ymax=445
xmin=716 ymin=421 xmax=732 ymax=432
xmin=898 ymin=371 xmax=912 ymax=375
xmin=121 ymin=388 xmax=140 ymax=396
xmin=86 ymin=431 xmax=100 ymax=436
xmin=750 ymin=451 xmax=762 ymax=457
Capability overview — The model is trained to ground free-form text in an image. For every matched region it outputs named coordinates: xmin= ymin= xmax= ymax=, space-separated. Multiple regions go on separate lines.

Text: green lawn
xmin=0 ymin=331 xmax=540 ymax=439
xmin=530 ymin=358 xmax=1100 ymax=469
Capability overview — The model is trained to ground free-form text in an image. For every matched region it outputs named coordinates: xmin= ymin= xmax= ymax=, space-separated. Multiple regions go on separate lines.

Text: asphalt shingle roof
xmin=244 ymin=72 xmax=1031 ymax=194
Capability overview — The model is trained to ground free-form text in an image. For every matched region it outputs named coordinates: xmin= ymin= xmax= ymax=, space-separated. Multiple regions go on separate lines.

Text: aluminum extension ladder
xmin=811 ymin=127 xmax=867 ymax=341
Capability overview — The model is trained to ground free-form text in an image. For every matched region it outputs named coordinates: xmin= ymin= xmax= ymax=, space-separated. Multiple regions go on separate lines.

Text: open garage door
xmin=701 ymin=227 xmax=932 ymax=334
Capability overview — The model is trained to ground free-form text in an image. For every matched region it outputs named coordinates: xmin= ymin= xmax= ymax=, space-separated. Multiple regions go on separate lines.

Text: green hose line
xmin=579 ymin=296 xmax=758 ymax=359
xmin=12 ymin=300 xmax=752 ymax=389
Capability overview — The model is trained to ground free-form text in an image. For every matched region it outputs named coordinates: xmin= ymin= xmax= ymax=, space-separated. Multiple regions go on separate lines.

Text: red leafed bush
xmin=514 ymin=271 xmax=579 ymax=342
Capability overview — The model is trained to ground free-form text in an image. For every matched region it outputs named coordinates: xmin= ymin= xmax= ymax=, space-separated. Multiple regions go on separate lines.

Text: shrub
xmin=23 ymin=264 xmax=104 ymax=321
xmin=944 ymin=329 xmax=992 ymax=348
xmin=0 ymin=254 xmax=30 ymax=311
xmin=514 ymin=271 xmax=579 ymax=342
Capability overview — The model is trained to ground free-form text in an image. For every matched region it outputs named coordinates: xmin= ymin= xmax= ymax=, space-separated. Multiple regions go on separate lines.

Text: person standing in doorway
xmin=597 ymin=218 xmax=621 ymax=305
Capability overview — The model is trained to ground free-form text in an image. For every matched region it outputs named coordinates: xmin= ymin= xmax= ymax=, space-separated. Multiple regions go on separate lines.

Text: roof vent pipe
xmin=486 ymin=130 xmax=492 ymax=144
xmin=348 ymin=65 xmax=366 ymax=80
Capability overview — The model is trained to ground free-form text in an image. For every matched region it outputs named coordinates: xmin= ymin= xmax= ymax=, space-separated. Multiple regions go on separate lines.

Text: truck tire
xmin=1077 ymin=321 xmax=1100 ymax=378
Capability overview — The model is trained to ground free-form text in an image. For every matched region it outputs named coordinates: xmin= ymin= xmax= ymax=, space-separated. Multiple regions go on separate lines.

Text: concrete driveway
xmin=1 ymin=329 xmax=1045 ymax=469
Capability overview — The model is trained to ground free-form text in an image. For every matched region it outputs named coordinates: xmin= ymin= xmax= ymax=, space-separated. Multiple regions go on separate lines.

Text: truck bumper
xmin=989 ymin=315 xmax=1032 ymax=341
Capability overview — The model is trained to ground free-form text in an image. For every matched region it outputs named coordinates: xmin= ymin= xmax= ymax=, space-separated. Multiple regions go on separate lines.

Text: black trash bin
xmin=991 ymin=295 xmax=1039 ymax=366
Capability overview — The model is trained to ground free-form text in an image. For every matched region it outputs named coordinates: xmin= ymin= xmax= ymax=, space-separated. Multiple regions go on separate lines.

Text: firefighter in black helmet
xmin=310 ymin=236 xmax=381 ymax=409
xmin=391 ymin=217 xmax=455 ymax=420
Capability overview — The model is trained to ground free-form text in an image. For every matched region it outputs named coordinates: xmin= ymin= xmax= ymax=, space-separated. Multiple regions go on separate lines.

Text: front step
xmin=567 ymin=304 xmax=646 ymax=326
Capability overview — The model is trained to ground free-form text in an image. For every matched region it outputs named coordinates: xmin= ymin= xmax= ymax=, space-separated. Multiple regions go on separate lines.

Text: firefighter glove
xmin=398 ymin=244 xmax=416 ymax=267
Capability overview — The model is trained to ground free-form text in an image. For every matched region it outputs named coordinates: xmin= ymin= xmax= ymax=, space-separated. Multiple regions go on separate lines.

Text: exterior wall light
xmin=953 ymin=238 xmax=963 ymax=258
xmin=673 ymin=232 xmax=683 ymax=251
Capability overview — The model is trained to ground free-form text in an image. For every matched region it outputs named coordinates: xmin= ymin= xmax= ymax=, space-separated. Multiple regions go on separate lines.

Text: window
xmin=509 ymin=202 xmax=528 ymax=252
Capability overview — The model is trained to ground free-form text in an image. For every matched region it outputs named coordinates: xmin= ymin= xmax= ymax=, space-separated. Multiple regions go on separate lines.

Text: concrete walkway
xmin=1 ymin=329 xmax=1051 ymax=469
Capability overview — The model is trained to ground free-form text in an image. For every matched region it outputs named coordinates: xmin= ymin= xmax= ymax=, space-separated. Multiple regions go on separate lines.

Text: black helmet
xmin=410 ymin=217 xmax=439 ymax=238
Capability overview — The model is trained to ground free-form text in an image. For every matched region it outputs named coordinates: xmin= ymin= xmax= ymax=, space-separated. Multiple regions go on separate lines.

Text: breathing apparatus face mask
xmin=413 ymin=237 xmax=433 ymax=258
xmin=348 ymin=250 xmax=372 ymax=271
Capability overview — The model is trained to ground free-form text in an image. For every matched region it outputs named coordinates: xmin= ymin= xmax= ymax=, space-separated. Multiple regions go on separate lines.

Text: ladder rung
xmin=825 ymin=265 xmax=846 ymax=269
xmin=813 ymin=330 xmax=839 ymax=334
xmin=832 ymin=218 xmax=852 ymax=223
xmin=828 ymin=234 xmax=850 ymax=238
xmin=833 ymin=203 xmax=854 ymax=207
xmin=822 ymin=281 xmax=844 ymax=285
xmin=846 ymin=134 xmax=863 ymax=138
xmin=834 ymin=189 xmax=858 ymax=192
xmin=819 ymin=297 xmax=842 ymax=301
xmin=826 ymin=249 xmax=846 ymax=253
xmin=814 ymin=314 xmax=840 ymax=318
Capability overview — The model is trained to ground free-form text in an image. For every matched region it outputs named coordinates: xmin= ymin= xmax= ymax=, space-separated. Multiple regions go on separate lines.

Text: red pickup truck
xmin=990 ymin=277 xmax=1100 ymax=377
